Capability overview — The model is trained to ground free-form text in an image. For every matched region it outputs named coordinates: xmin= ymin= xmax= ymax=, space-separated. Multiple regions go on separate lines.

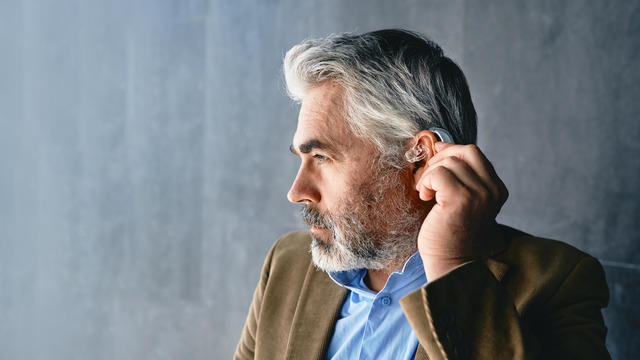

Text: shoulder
xmin=262 ymin=230 xmax=314 ymax=283
xmin=495 ymin=224 xmax=608 ymax=310
xmin=271 ymin=230 xmax=313 ymax=257
xmin=256 ymin=231 xmax=320 ymax=323
xmin=270 ymin=230 xmax=313 ymax=265
xmin=497 ymin=224 xmax=594 ymax=274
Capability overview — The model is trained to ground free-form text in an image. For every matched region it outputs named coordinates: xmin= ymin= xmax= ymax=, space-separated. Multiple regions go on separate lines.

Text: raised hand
xmin=414 ymin=142 xmax=509 ymax=281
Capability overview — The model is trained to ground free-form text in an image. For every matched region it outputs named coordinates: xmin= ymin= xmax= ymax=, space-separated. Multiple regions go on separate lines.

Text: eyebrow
xmin=289 ymin=139 xmax=334 ymax=155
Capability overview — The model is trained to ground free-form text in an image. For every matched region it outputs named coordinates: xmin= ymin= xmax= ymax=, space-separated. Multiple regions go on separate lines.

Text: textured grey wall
xmin=1 ymin=0 xmax=638 ymax=359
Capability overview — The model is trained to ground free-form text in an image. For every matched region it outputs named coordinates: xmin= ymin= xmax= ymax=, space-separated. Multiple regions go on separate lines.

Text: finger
xmin=434 ymin=141 xmax=454 ymax=152
xmin=412 ymin=142 xmax=456 ymax=186
xmin=415 ymin=169 xmax=436 ymax=201
xmin=422 ymin=157 xmax=492 ymax=205
xmin=428 ymin=144 xmax=506 ymax=205
xmin=417 ymin=164 xmax=468 ymax=205
xmin=429 ymin=144 xmax=490 ymax=180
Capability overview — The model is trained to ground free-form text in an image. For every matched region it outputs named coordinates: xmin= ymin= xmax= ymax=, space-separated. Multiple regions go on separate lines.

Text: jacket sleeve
xmin=233 ymin=243 xmax=277 ymax=360
xmin=400 ymin=256 xmax=610 ymax=360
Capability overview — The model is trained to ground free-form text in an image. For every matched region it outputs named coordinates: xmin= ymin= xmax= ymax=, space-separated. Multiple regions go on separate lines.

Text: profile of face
xmin=288 ymin=82 xmax=427 ymax=272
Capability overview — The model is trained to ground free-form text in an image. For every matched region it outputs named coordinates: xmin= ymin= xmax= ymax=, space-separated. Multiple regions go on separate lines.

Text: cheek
xmin=340 ymin=176 xmax=385 ymax=210
xmin=360 ymin=168 xmax=414 ymax=208
xmin=322 ymin=158 xmax=392 ymax=210
xmin=321 ymin=168 xmax=352 ymax=201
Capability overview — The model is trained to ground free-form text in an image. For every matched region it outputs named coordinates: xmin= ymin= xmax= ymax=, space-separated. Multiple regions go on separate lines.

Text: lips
xmin=311 ymin=225 xmax=328 ymax=233
xmin=301 ymin=206 xmax=331 ymax=231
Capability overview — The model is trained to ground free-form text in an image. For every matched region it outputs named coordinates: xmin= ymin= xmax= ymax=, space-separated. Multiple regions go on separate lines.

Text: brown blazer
xmin=234 ymin=225 xmax=610 ymax=359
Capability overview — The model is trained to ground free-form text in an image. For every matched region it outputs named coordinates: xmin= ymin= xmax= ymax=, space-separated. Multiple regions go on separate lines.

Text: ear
xmin=405 ymin=130 xmax=439 ymax=163
xmin=405 ymin=130 xmax=439 ymax=184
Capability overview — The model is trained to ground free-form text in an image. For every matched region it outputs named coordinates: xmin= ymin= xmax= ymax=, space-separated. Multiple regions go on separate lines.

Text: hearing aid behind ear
xmin=404 ymin=127 xmax=455 ymax=163
xmin=428 ymin=127 xmax=455 ymax=144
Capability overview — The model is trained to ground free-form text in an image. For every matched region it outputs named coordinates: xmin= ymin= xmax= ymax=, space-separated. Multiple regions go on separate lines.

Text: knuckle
xmin=458 ymin=186 xmax=474 ymax=203
xmin=487 ymin=184 xmax=500 ymax=201
xmin=441 ymin=157 xmax=462 ymax=168
xmin=465 ymin=144 xmax=480 ymax=154
xmin=432 ymin=165 xmax=451 ymax=177
xmin=479 ymin=186 xmax=491 ymax=201
xmin=473 ymin=189 xmax=490 ymax=208
xmin=500 ymin=185 xmax=510 ymax=203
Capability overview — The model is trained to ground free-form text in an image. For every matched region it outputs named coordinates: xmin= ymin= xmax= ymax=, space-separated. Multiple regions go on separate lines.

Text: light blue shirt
xmin=327 ymin=253 xmax=428 ymax=360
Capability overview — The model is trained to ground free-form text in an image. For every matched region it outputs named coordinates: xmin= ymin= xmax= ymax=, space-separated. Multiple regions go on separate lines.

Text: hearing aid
xmin=429 ymin=127 xmax=455 ymax=144
xmin=404 ymin=144 xmax=429 ymax=163
xmin=404 ymin=127 xmax=455 ymax=163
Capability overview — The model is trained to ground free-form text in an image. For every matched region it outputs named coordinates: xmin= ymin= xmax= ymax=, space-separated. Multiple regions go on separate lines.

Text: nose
xmin=287 ymin=164 xmax=321 ymax=204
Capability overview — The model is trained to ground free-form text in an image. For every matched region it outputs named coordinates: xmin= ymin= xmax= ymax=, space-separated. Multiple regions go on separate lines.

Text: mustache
xmin=301 ymin=206 xmax=333 ymax=230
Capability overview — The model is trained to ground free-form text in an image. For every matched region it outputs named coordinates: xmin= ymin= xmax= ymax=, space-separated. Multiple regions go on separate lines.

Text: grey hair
xmin=283 ymin=29 xmax=477 ymax=168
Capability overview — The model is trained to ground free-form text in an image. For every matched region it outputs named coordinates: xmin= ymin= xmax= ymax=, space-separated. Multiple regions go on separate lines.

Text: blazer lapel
xmin=414 ymin=345 xmax=429 ymax=360
xmin=285 ymin=261 xmax=348 ymax=360
xmin=485 ymin=223 xmax=510 ymax=282
xmin=485 ymin=257 xmax=509 ymax=282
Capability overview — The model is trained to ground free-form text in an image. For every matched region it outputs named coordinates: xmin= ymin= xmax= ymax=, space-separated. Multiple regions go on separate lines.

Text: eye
xmin=313 ymin=154 xmax=328 ymax=162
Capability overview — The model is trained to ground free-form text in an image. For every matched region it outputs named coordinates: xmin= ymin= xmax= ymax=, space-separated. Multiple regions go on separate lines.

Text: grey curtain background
xmin=1 ymin=0 xmax=638 ymax=359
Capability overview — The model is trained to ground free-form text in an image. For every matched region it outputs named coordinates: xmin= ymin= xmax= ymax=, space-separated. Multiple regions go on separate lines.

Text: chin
xmin=310 ymin=240 xmax=353 ymax=272
xmin=309 ymin=237 xmax=388 ymax=272
xmin=309 ymin=237 xmax=352 ymax=271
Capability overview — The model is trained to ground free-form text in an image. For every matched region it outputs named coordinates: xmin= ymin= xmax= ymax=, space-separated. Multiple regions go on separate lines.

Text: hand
xmin=414 ymin=143 xmax=508 ymax=281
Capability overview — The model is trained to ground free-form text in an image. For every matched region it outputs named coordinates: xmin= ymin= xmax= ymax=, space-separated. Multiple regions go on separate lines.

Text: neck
xmin=363 ymin=242 xmax=419 ymax=292
xmin=364 ymin=262 xmax=405 ymax=292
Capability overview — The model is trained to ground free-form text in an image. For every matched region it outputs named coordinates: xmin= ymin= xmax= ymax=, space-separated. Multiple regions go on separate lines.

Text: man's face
xmin=288 ymin=82 xmax=426 ymax=272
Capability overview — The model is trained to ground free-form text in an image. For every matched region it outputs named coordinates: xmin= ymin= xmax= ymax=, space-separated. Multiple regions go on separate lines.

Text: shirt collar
xmin=328 ymin=252 xmax=426 ymax=297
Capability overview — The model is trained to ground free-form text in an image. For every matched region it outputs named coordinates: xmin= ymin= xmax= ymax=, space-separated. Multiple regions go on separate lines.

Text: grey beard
xmin=301 ymin=188 xmax=422 ymax=272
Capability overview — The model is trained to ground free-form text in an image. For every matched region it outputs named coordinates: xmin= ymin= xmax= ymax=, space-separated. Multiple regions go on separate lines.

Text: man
xmin=235 ymin=29 xmax=610 ymax=359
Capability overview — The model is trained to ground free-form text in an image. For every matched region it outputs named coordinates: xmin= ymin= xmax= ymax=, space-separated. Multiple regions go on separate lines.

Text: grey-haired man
xmin=235 ymin=29 xmax=610 ymax=360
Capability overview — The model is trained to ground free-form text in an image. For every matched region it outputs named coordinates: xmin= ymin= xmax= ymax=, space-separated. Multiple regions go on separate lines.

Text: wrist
xmin=421 ymin=255 xmax=471 ymax=281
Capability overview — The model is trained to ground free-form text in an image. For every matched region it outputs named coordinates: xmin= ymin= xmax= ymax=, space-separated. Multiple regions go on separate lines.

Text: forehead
xmin=293 ymin=82 xmax=356 ymax=150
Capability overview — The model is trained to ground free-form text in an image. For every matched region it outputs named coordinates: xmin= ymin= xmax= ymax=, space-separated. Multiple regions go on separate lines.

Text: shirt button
xmin=380 ymin=296 xmax=392 ymax=306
